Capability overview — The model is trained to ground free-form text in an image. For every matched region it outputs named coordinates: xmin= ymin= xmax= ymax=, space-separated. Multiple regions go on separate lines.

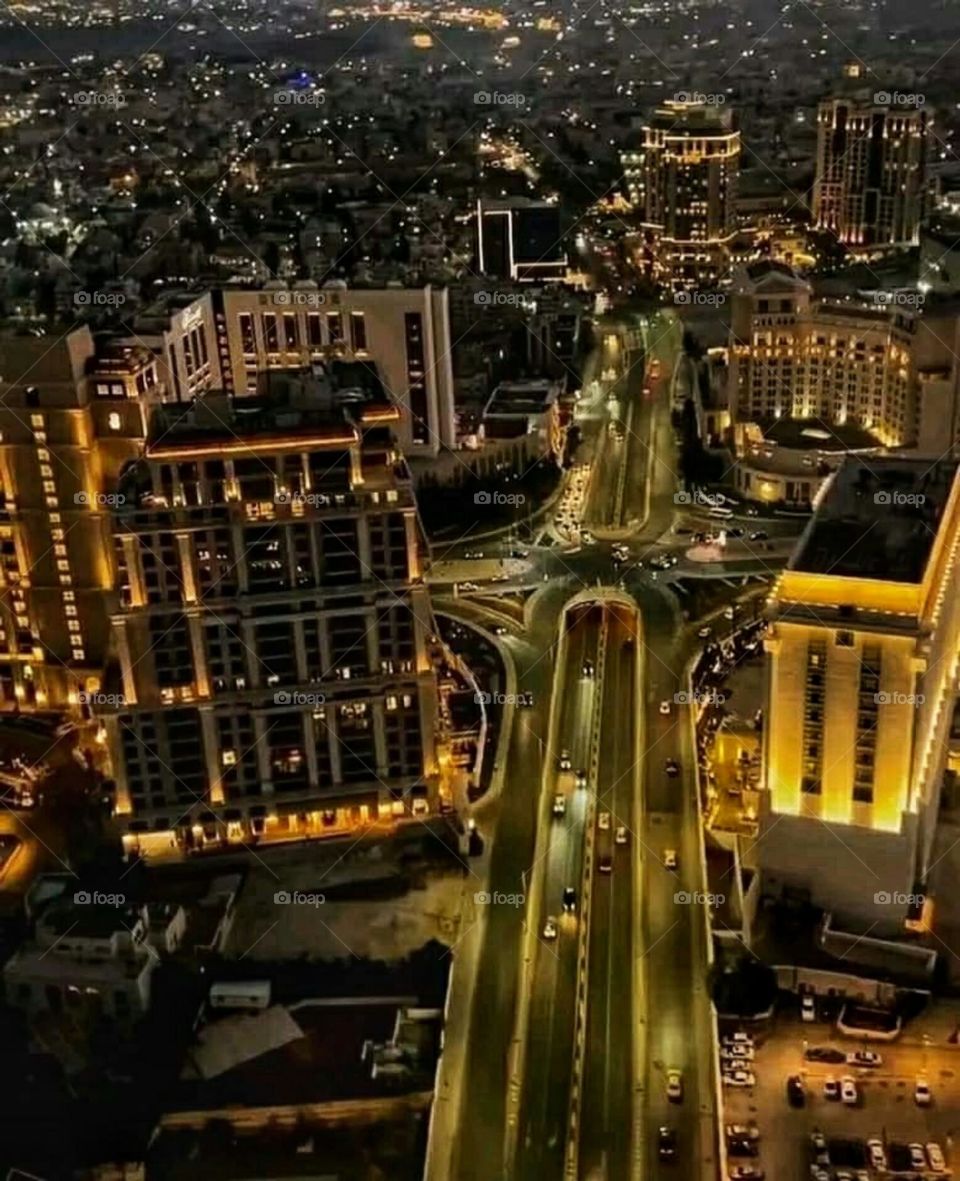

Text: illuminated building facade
xmin=621 ymin=100 xmax=740 ymax=292
xmin=0 ymin=330 xmax=159 ymax=709
xmin=134 ymin=284 xmax=456 ymax=458
xmin=728 ymin=263 xmax=916 ymax=447
xmin=760 ymin=457 xmax=960 ymax=925
xmin=102 ymin=368 xmax=442 ymax=852
xmin=813 ymin=94 xmax=929 ymax=251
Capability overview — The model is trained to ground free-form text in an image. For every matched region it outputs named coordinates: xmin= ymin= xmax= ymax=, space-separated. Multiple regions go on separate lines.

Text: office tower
xmin=101 ymin=366 xmax=442 ymax=854
xmin=476 ymin=199 xmax=568 ymax=283
xmin=760 ymin=457 xmax=960 ymax=925
xmin=728 ymin=262 xmax=915 ymax=447
xmin=813 ymin=93 xmax=929 ymax=250
xmin=621 ymin=99 xmax=740 ymax=292
xmin=134 ymin=284 xmax=457 ymax=458
xmin=0 ymin=329 xmax=158 ymax=709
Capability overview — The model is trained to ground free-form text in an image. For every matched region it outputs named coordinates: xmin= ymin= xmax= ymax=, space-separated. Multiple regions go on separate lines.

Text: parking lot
xmin=720 ymin=1011 xmax=959 ymax=1179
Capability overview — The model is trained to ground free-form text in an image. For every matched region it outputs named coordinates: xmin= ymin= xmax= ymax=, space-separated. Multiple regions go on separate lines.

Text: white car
xmin=847 ymin=1050 xmax=882 ymax=1067
xmin=916 ymin=1076 xmax=932 ymax=1106
xmin=666 ymin=1069 xmax=683 ymax=1102
xmin=615 ymin=826 xmax=628 ymax=845
xmin=822 ymin=1077 xmax=839 ymax=1101
xmin=542 ymin=915 xmax=558 ymax=940
xmin=721 ymin=1044 xmax=754 ymax=1061
xmin=810 ymin=1130 xmax=828 ymax=1164
xmin=553 ymin=794 xmax=566 ymax=818
xmin=559 ymin=750 xmax=572 ymax=771
xmin=659 ymin=699 xmax=672 ymax=715
xmin=840 ymin=1076 xmax=858 ymax=1105
xmin=723 ymin=1032 xmax=753 ymax=1046
xmin=927 ymin=1142 xmax=947 ymax=1172
xmin=598 ymin=811 xmax=611 ymax=831
xmin=801 ymin=995 xmax=816 ymax=1022
xmin=722 ymin=1070 xmax=755 ymax=1087
xmin=908 ymin=1143 xmax=926 ymax=1170
xmin=725 ymin=1123 xmax=760 ymax=1141
xmin=866 ymin=1138 xmax=886 ymax=1170
xmin=663 ymin=848 xmax=678 ymax=870
xmin=575 ymin=769 xmax=588 ymax=789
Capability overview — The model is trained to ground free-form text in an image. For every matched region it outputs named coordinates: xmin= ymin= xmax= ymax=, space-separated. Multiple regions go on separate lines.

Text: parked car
xmin=840 ymin=1076 xmax=858 ymax=1105
xmin=786 ymin=1075 xmax=805 ymax=1107
xmin=721 ymin=1044 xmax=754 ymax=1061
xmin=822 ymin=1077 xmax=840 ymax=1101
xmin=847 ymin=1050 xmax=882 ymax=1067
xmin=810 ymin=1129 xmax=828 ymax=1164
xmin=805 ymin=1046 xmax=845 ymax=1064
xmin=723 ymin=1070 xmax=756 ymax=1087
xmin=657 ymin=1126 xmax=677 ymax=1162
xmin=927 ymin=1142 xmax=947 ymax=1172
xmin=866 ymin=1139 xmax=886 ymax=1170
xmin=801 ymin=995 xmax=816 ymax=1022
xmin=915 ymin=1076 xmax=932 ymax=1106
xmin=908 ymin=1143 xmax=926 ymax=1170
xmin=725 ymin=1123 xmax=759 ymax=1141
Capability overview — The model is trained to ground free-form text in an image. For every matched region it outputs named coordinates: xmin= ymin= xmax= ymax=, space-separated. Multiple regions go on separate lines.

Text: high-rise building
xmin=476 ymin=198 xmax=568 ymax=283
xmin=0 ymin=329 xmax=160 ymax=709
xmin=101 ymin=366 xmax=443 ymax=854
xmin=760 ymin=457 xmax=960 ymax=926
xmin=132 ymin=283 xmax=457 ymax=459
xmin=728 ymin=262 xmax=916 ymax=447
xmin=813 ymin=92 xmax=929 ymax=251
xmin=621 ymin=99 xmax=740 ymax=292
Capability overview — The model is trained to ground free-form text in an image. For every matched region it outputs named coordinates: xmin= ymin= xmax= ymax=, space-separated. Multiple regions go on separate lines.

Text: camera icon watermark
xmin=74 ymin=890 xmax=126 ymax=907
xmin=872 ymin=290 xmax=925 ymax=308
xmin=474 ymin=291 xmax=527 ymax=307
xmin=674 ymin=290 xmax=726 ymax=306
xmin=874 ymin=891 xmax=925 ymax=906
xmin=75 ymin=491 xmax=126 ymax=507
xmin=674 ymin=689 xmax=726 ymax=707
xmin=475 ymin=691 xmax=533 ymax=706
xmin=474 ymin=491 xmax=526 ymax=506
xmin=474 ymin=890 xmax=525 ymax=906
xmin=874 ymin=490 xmax=926 ymax=506
xmin=474 ymin=91 xmax=526 ymax=106
xmin=274 ymin=89 xmax=326 ymax=106
xmin=77 ymin=691 xmax=126 ymax=707
xmin=271 ymin=290 xmax=326 ymax=307
xmin=674 ymin=890 xmax=724 ymax=906
xmin=75 ymin=291 xmax=126 ymax=307
xmin=674 ymin=90 xmax=725 ymax=105
xmin=874 ymin=90 xmax=925 ymax=107
xmin=274 ymin=691 xmax=326 ymax=706
xmin=274 ymin=889 xmax=326 ymax=906
xmin=72 ymin=91 xmax=126 ymax=107
xmin=874 ymin=691 xmax=924 ymax=706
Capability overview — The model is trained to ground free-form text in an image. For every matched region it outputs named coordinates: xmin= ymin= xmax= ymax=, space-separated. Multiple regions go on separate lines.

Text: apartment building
xmin=760 ymin=457 xmax=960 ymax=926
xmin=0 ymin=330 xmax=160 ymax=709
xmin=813 ymin=92 xmax=929 ymax=252
xmin=133 ymin=283 xmax=456 ymax=459
xmin=622 ymin=99 xmax=740 ymax=293
xmin=728 ymin=263 xmax=916 ymax=447
xmin=101 ymin=366 xmax=442 ymax=853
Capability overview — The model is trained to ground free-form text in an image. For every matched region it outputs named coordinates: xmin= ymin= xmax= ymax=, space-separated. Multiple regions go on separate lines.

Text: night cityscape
xmin=1 ymin=0 xmax=960 ymax=1178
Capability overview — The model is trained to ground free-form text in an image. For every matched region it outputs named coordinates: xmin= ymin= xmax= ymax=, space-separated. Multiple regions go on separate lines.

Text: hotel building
xmin=621 ymin=100 xmax=740 ymax=292
xmin=813 ymin=93 xmax=929 ymax=252
xmin=760 ymin=457 xmax=960 ymax=926
xmin=728 ymin=263 xmax=916 ymax=447
xmin=102 ymin=367 xmax=442 ymax=852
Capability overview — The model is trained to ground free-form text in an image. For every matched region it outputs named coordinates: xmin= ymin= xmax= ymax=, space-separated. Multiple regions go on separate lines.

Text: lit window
xmin=30 ymin=414 xmax=43 ymax=428
xmin=222 ymin=749 xmax=237 ymax=767
xmin=56 ymin=560 xmax=69 ymax=572
xmin=108 ymin=412 xmax=122 ymax=431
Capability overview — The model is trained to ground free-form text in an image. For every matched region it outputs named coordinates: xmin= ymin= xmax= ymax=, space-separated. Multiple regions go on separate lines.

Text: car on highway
xmin=598 ymin=811 xmax=610 ymax=830
xmin=908 ymin=1143 xmax=926 ymax=1170
xmin=723 ymin=1070 xmax=756 ymax=1087
xmin=663 ymin=848 xmax=678 ymax=870
xmin=542 ymin=916 xmax=558 ymax=940
xmin=598 ymin=854 xmax=612 ymax=874
xmin=847 ymin=1050 xmax=882 ymax=1067
xmin=665 ymin=759 xmax=679 ymax=777
xmin=582 ymin=532 xmax=597 ymax=546
xmin=840 ymin=1076 xmax=858 ymax=1105
xmin=866 ymin=1139 xmax=886 ymax=1170
xmin=786 ymin=1074 xmax=805 ymax=1107
xmin=659 ymin=699 xmax=672 ymax=715
xmin=582 ymin=660 xmax=595 ymax=678
xmin=728 ymin=1168 xmax=763 ymax=1180
xmin=464 ymin=549 xmax=484 ymax=559
xmin=666 ymin=1069 xmax=683 ymax=1102
xmin=494 ymin=625 xmax=508 ymax=636
xmin=801 ymin=994 xmax=816 ymax=1022
xmin=559 ymin=749 xmax=572 ymax=771
xmin=927 ymin=1141 xmax=947 ymax=1172
xmin=805 ymin=1046 xmax=845 ymax=1064
xmin=491 ymin=572 xmax=510 ymax=583
xmin=562 ymin=886 xmax=577 ymax=912
xmin=822 ymin=1077 xmax=840 ymax=1101
xmin=553 ymin=794 xmax=566 ymax=818
xmin=615 ymin=825 xmax=628 ymax=845
xmin=749 ymin=530 xmax=768 ymax=541
xmin=657 ymin=1126 xmax=677 ymax=1162
xmin=575 ymin=768 xmax=588 ymax=789
xmin=456 ymin=581 xmax=479 ymax=593
xmin=915 ymin=1076 xmax=932 ymax=1105
xmin=697 ymin=625 xmax=713 ymax=639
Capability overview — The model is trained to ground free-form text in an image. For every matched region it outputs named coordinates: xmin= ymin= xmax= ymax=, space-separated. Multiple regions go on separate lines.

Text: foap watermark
xmin=75 ymin=290 xmax=126 ymax=308
xmin=673 ymin=489 xmax=725 ymax=507
xmin=74 ymin=890 xmax=126 ymax=907
xmin=872 ymin=290 xmax=925 ymax=308
xmin=271 ymin=290 xmax=326 ymax=307
xmin=72 ymin=91 xmax=125 ymax=107
xmin=474 ymin=291 xmax=527 ymax=307
xmin=674 ymin=290 xmax=726 ymax=306
xmin=274 ymin=691 xmax=326 ymax=706
xmin=874 ymin=90 xmax=925 ymax=107
xmin=674 ymin=89 xmax=726 ymax=105
xmin=475 ymin=491 xmax=526 ymax=506
xmin=674 ymin=689 xmax=726 ymax=707
xmin=674 ymin=890 xmax=724 ymax=906
xmin=274 ymin=889 xmax=326 ymax=906
xmin=474 ymin=91 xmax=526 ymax=107
xmin=274 ymin=89 xmax=326 ymax=106
xmin=75 ymin=491 xmax=126 ymax=507
xmin=77 ymin=691 xmax=126 ymax=707
xmin=275 ymin=490 xmax=334 ymax=507
xmin=874 ymin=490 xmax=926 ymax=507
xmin=874 ymin=691 xmax=925 ymax=706
xmin=874 ymin=891 xmax=925 ymax=907
xmin=475 ymin=691 xmax=534 ymax=706
xmin=474 ymin=890 xmax=525 ymax=907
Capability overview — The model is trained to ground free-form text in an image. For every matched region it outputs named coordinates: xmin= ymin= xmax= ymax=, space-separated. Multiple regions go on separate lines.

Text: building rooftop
xmin=758 ymin=416 xmax=882 ymax=453
xmin=789 ymin=458 xmax=959 ymax=584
